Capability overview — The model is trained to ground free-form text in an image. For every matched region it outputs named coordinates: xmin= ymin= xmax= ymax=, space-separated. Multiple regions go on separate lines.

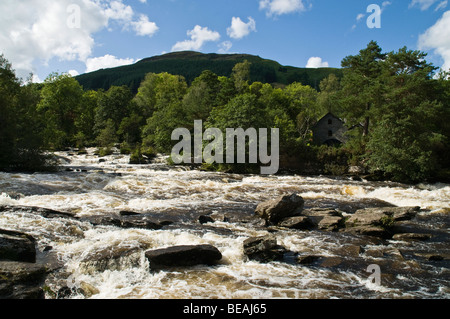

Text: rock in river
xmin=255 ymin=193 xmax=304 ymax=225
xmin=243 ymin=235 xmax=288 ymax=263
xmin=0 ymin=229 xmax=37 ymax=263
xmin=145 ymin=245 xmax=222 ymax=270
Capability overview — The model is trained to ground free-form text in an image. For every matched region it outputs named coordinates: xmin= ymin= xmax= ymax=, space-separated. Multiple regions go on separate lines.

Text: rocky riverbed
xmin=0 ymin=150 xmax=449 ymax=299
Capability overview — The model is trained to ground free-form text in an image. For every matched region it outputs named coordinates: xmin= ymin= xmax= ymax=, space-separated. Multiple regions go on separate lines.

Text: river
xmin=0 ymin=149 xmax=449 ymax=299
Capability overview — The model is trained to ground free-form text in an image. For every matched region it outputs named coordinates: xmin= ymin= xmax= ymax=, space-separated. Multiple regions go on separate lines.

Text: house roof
xmin=312 ymin=112 xmax=345 ymax=129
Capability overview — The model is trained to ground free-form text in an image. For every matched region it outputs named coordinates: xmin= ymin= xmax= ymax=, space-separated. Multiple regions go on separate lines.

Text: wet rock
xmin=79 ymin=281 xmax=100 ymax=298
xmin=119 ymin=211 xmax=141 ymax=216
xmin=296 ymin=255 xmax=321 ymax=265
xmin=82 ymin=215 xmax=123 ymax=227
xmin=0 ymin=205 xmax=77 ymax=220
xmin=319 ymin=257 xmax=343 ymax=268
xmin=255 ymin=193 xmax=304 ymax=225
xmin=346 ymin=207 xmax=420 ymax=227
xmin=345 ymin=225 xmax=392 ymax=239
xmin=243 ymin=235 xmax=288 ymax=263
xmin=278 ymin=216 xmax=313 ymax=230
xmin=0 ymin=229 xmax=37 ymax=263
xmin=413 ymin=252 xmax=450 ymax=261
xmin=392 ymin=233 xmax=432 ymax=241
xmin=0 ymin=261 xmax=47 ymax=299
xmin=199 ymin=215 xmax=215 ymax=224
xmin=334 ymin=244 xmax=362 ymax=258
xmin=79 ymin=247 xmax=143 ymax=274
xmin=120 ymin=215 xmax=165 ymax=230
xmin=145 ymin=245 xmax=222 ymax=270
xmin=345 ymin=206 xmax=421 ymax=238
xmin=299 ymin=208 xmax=345 ymax=231
xmin=82 ymin=214 xmax=173 ymax=230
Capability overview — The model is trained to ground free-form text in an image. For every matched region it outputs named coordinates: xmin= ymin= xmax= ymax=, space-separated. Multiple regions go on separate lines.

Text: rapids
xmin=0 ymin=149 xmax=449 ymax=299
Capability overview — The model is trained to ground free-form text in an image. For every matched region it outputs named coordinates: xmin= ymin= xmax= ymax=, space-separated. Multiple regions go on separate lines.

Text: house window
xmin=328 ymin=130 xmax=333 ymax=137
xmin=328 ymin=119 xmax=333 ymax=125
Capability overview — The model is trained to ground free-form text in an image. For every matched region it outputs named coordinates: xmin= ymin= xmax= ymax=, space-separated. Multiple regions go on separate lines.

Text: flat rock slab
xmin=145 ymin=245 xmax=222 ymax=270
xmin=0 ymin=229 xmax=37 ymax=263
xmin=0 ymin=205 xmax=76 ymax=220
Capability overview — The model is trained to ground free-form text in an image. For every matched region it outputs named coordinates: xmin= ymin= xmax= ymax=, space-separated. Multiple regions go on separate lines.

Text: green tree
xmin=317 ymin=73 xmax=341 ymax=114
xmin=232 ymin=60 xmax=251 ymax=94
xmin=94 ymin=85 xmax=133 ymax=135
xmin=341 ymin=41 xmax=386 ymax=137
xmin=365 ymin=47 xmax=444 ymax=182
xmin=96 ymin=119 xmax=118 ymax=148
xmin=37 ymin=73 xmax=84 ymax=149
xmin=139 ymin=73 xmax=188 ymax=152
xmin=74 ymin=90 xmax=99 ymax=147
xmin=182 ymin=70 xmax=221 ymax=123
xmin=0 ymin=55 xmax=53 ymax=171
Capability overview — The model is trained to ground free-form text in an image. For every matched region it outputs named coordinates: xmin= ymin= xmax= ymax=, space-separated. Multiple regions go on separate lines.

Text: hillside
xmin=75 ymin=51 xmax=343 ymax=93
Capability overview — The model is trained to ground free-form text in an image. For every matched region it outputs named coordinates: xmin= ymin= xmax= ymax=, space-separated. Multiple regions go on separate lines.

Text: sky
xmin=1 ymin=0 xmax=450 ymax=83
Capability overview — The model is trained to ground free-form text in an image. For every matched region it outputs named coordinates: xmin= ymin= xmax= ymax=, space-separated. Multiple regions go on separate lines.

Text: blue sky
xmin=1 ymin=0 xmax=449 ymax=82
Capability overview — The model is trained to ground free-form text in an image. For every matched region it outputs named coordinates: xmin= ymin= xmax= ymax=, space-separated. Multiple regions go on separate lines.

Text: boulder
xmin=145 ymin=245 xmax=222 ymax=270
xmin=0 ymin=229 xmax=37 ymax=263
xmin=345 ymin=207 xmax=420 ymax=238
xmin=0 ymin=261 xmax=47 ymax=299
xmin=243 ymin=235 xmax=287 ymax=263
xmin=255 ymin=193 xmax=304 ymax=225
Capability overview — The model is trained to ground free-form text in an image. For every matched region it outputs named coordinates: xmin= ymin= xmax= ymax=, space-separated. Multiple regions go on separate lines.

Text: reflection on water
xmin=0 ymin=149 xmax=449 ymax=299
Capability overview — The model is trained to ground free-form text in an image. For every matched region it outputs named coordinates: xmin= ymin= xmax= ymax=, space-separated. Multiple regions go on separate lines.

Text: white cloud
xmin=67 ymin=69 xmax=80 ymax=77
xmin=306 ymin=57 xmax=329 ymax=68
xmin=409 ymin=0 xmax=442 ymax=10
xmin=172 ymin=25 xmax=221 ymax=52
xmin=131 ymin=14 xmax=159 ymax=37
xmin=85 ymin=54 xmax=136 ymax=73
xmin=436 ymin=1 xmax=448 ymax=10
xmin=356 ymin=13 xmax=366 ymax=22
xmin=218 ymin=41 xmax=233 ymax=53
xmin=259 ymin=0 xmax=307 ymax=16
xmin=0 ymin=0 xmax=157 ymax=79
xmin=227 ymin=17 xmax=256 ymax=39
xmin=104 ymin=0 xmax=134 ymax=22
xmin=419 ymin=10 xmax=450 ymax=71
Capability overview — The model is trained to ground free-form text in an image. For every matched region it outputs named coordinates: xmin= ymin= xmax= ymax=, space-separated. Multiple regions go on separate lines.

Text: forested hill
xmin=75 ymin=51 xmax=342 ymax=93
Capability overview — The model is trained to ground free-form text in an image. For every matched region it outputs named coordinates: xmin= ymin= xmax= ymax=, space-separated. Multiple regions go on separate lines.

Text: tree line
xmin=0 ymin=41 xmax=449 ymax=183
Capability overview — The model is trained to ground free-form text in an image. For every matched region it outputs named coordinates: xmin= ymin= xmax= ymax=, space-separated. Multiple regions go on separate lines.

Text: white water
xmin=0 ymin=149 xmax=449 ymax=299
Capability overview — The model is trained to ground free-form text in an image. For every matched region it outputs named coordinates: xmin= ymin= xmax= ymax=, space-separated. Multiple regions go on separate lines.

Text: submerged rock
xmin=79 ymin=247 xmax=143 ymax=274
xmin=145 ymin=245 xmax=222 ymax=270
xmin=255 ymin=193 xmax=304 ymax=225
xmin=392 ymin=233 xmax=433 ymax=241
